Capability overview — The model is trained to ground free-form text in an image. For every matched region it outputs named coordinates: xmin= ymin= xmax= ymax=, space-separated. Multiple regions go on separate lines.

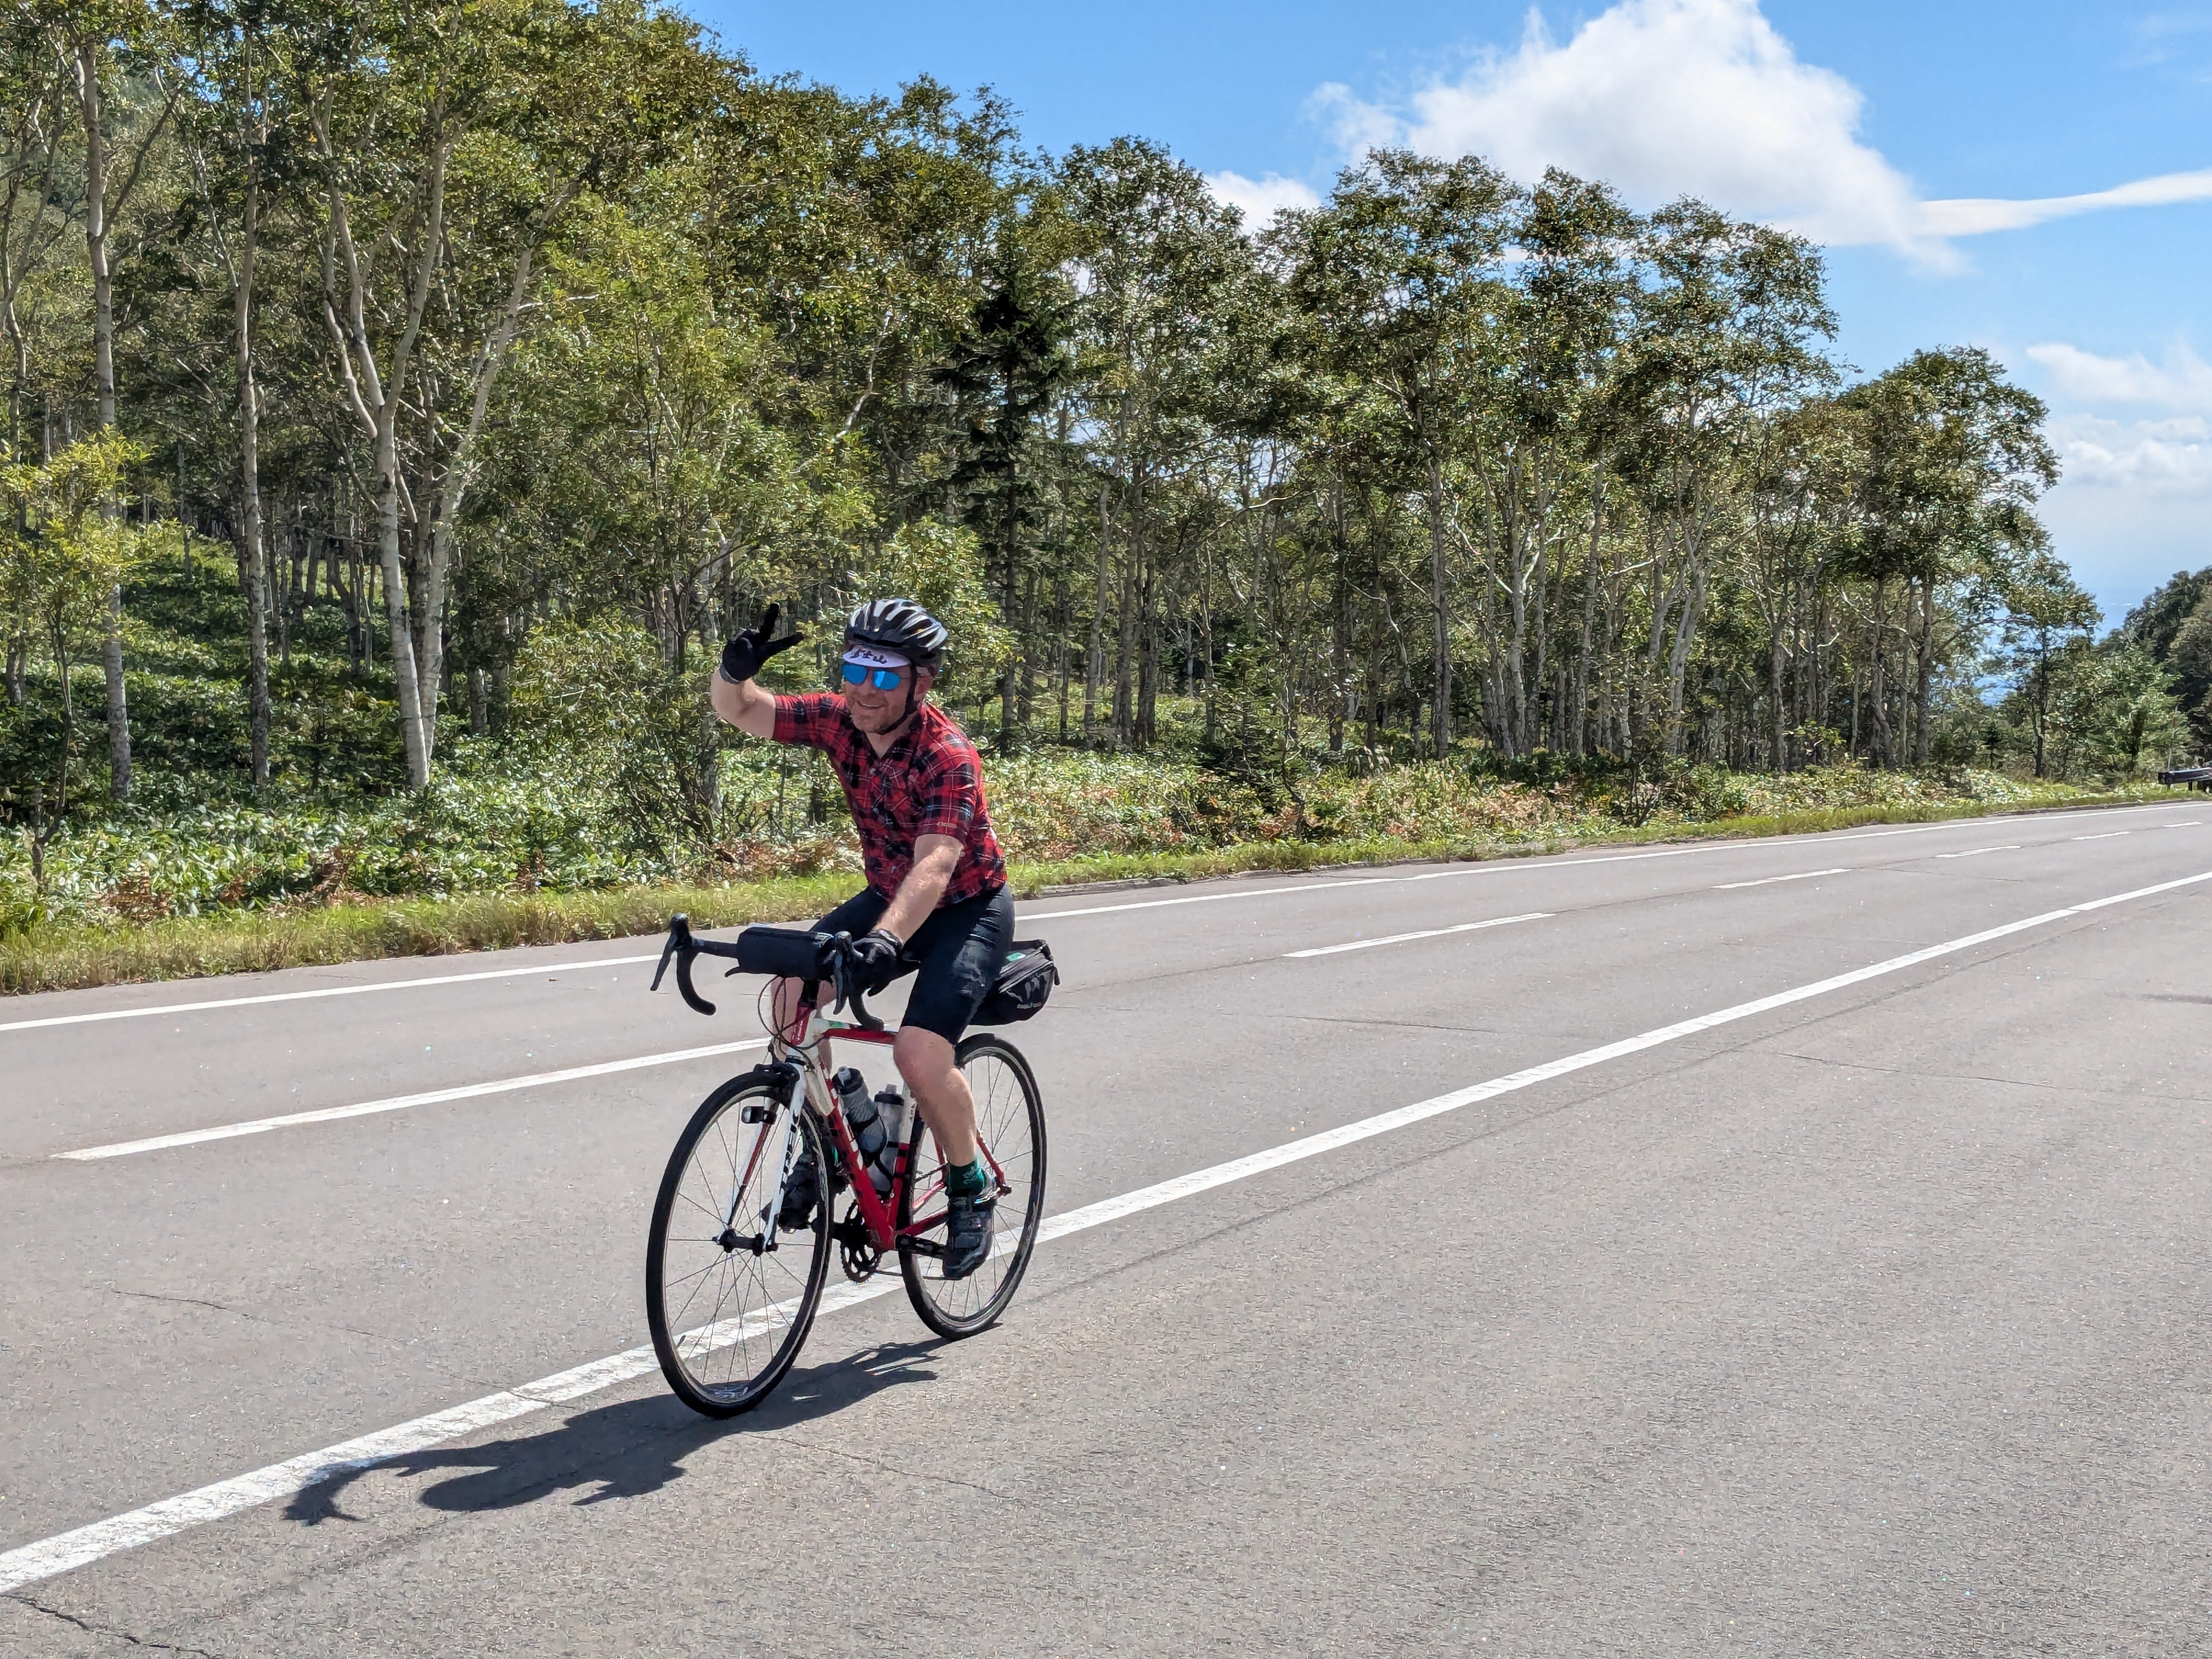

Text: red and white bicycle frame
xmin=743 ymin=986 xmax=1006 ymax=1259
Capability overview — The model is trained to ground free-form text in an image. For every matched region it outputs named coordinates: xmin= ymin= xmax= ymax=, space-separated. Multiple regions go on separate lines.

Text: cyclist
xmin=708 ymin=599 xmax=1011 ymax=1279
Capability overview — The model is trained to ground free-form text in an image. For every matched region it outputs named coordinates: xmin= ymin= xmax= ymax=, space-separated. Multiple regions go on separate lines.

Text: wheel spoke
xmin=650 ymin=1083 xmax=830 ymax=1414
xmin=901 ymin=1042 xmax=1043 ymax=1337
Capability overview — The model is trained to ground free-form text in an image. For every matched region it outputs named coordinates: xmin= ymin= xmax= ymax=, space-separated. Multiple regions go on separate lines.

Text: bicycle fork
xmin=727 ymin=1068 xmax=811 ymax=1256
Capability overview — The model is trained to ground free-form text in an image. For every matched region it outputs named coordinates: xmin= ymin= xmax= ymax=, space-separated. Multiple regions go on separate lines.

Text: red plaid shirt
xmin=771 ymin=693 xmax=1007 ymax=905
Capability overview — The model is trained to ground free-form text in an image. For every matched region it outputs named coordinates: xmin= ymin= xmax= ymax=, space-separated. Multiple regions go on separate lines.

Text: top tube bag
xmin=974 ymin=940 xmax=1058 ymax=1025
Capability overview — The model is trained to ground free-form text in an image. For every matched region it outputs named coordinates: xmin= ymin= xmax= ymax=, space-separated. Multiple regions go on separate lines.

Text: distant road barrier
xmin=2157 ymin=765 xmax=2212 ymax=791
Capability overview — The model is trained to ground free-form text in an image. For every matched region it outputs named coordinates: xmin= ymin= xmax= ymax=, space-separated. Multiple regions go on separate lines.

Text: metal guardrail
xmin=2157 ymin=765 xmax=2212 ymax=789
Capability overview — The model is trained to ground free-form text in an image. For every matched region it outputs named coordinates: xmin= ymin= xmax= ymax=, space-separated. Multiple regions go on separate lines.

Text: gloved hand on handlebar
xmin=848 ymin=927 xmax=904 ymax=981
xmin=719 ymin=603 xmax=806 ymax=685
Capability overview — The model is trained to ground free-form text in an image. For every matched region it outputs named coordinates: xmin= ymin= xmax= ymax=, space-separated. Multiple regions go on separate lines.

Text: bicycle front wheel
xmin=646 ymin=1073 xmax=831 ymax=1417
xmin=898 ymin=1033 xmax=1047 ymax=1338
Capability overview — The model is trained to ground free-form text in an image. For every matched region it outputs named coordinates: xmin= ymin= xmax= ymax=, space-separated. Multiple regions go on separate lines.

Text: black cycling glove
xmin=719 ymin=604 xmax=805 ymax=684
xmin=848 ymin=928 xmax=904 ymax=978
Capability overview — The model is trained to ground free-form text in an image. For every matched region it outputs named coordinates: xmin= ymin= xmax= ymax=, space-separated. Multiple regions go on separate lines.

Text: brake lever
xmin=648 ymin=913 xmax=690 ymax=994
xmin=650 ymin=913 xmax=717 ymax=1016
xmin=828 ymin=932 xmax=854 ymax=1017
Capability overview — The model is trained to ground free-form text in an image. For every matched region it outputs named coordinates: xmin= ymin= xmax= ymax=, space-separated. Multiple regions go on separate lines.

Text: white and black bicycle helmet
xmin=844 ymin=597 xmax=948 ymax=673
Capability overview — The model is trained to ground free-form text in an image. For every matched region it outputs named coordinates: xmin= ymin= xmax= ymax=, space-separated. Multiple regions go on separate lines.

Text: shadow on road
xmin=284 ymin=1336 xmax=945 ymax=1526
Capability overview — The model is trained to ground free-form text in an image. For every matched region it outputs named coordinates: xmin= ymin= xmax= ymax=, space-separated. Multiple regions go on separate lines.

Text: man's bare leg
xmin=892 ymin=1025 xmax=978 ymax=1167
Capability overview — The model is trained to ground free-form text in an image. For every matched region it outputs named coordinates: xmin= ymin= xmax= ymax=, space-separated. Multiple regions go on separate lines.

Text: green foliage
xmin=2045 ymin=641 xmax=2192 ymax=780
xmin=2122 ymin=567 xmax=2212 ymax=750
xmin=505 ymin=618 xmax=720 ymax=857
xmin=4 ymin=0 xmax=2189 ymax=991
xmin=850 ymin=519 xmax=1012 ymax=706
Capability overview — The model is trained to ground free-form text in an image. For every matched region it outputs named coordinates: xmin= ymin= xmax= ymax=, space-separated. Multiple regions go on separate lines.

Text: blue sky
xmin=686 ymin=0 xmax=2212 ymax=625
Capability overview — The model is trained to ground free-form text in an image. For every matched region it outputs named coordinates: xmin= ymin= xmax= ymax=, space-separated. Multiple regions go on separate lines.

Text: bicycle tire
xmin=897 ymin=1033 xmax=1047 ymax=1338
xmin=646 ymin=1071 xmax=831 ymax=1417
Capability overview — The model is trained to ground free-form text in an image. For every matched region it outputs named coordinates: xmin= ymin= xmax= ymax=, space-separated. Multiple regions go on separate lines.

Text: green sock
xmin=945 ymin=1156 xmax=990 ymax=1199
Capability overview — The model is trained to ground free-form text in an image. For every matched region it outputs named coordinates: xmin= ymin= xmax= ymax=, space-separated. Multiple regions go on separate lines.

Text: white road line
xmin=1714 ymin=868 xmax=1848 ymax=890
xmin=1937 ymin=845 xmax=2021 ymax=860
xmin=2073 ymin=832 xmax=2129 ymax=842
xmin=1283 ymin=912 xmax=1553 ymax=958
xmin=4 ymin=804 xmax=2189 ymax=1033
xmin=1023 ymin=807 xmax=2189 ymax=922
xmin=0 ymin=954 xmax=659 ymax=1035
xmin=2160 ymin=821 xmax=2203 ymax=827
xmin=4 ymin=865 xmax=2207 ymax=1596
xmin=1026 ymin=875 xmax=1398 ymax=919
xmin=51 ymin=1040 xmax=768 ymax=1161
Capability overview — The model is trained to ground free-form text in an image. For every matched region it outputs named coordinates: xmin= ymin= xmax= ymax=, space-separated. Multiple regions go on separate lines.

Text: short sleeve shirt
xmin=770 ymin=693 xmax=1008 ymax=905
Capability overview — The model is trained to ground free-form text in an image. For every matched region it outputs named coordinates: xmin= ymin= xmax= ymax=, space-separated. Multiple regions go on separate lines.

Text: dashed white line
xmin=5 ymin=865 xmax=2206 ymax=1598
xmin=0 ymin=953 xmax=659 ymax=1034
xmin=1937 ymin=845 xmax=2021 ymax=860
xmin=2 ymin=803 xmax=2191 ymax=1035
xmin=2160 ymin=821 xmax=2203 ymax=827
xmin=1026 ymin=875 xmax=1397 ymax=919
xmin=51 ymin=1040 xmax=768 ymax=1161
xmin=2073 ymin=832 xmax=2129 ymax=842
xmin=1283 ymin=912 xmax=1553 ymax=958
xmin=1714 ymin=868 xmax=1849 ymax=890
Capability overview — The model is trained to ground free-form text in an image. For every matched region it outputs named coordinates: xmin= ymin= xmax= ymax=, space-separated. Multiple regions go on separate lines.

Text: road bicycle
xmin=643 ymin=915 xmax=1049 ymax=1417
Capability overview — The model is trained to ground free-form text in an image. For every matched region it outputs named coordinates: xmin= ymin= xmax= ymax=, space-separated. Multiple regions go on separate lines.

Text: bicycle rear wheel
xmin=898 ymin=1033 xmax=1047 ymax=1338
xmin=647 ymin=1072 xmax=831 ymax=1417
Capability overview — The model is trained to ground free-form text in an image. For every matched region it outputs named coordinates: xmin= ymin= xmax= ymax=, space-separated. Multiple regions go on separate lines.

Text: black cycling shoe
xmin=775 ymin=1148 xmax=843 ymax=1232
xmin=940 ymin=1186 xmax=997 ymax=1279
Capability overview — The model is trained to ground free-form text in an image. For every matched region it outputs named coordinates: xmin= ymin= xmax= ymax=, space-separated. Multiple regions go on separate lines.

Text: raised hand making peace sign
xmin=718 ymin=604 xmax=806 ymax=685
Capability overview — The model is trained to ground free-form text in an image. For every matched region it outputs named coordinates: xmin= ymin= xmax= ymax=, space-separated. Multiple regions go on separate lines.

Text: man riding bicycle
xmin=708 ymin=597 xmax=1011 ymax=1279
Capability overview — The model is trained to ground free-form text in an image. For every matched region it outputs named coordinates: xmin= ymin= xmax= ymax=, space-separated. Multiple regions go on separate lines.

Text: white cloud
xmin=2026 ymin=341 xmax=2212 ymax=410
xmin=1316 ymin=0 xmax=2212 ymax=262
xmin=2028 ymin=341 xmax=2212 ymax=499
xmin=1205 ymin=170 xmax=1323 ymax=228
xmin=2026 ymin=340 xmax=2212 ymax=612
xmin=2048 ymin=412 xmax=2212 ymax=495
xmin=1923 ymin=169 xmax=2212 ymax=236
xmin=1325 ymin=0 xmax=1933 ymax=252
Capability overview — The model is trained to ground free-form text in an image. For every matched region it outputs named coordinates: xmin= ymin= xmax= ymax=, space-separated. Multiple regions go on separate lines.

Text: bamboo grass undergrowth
xmin=0 ymin=782 xmax=2178 ymax=995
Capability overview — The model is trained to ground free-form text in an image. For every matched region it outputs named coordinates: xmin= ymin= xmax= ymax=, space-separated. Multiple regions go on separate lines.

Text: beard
xmin=848 ymin=683 xmax=917 ymax=732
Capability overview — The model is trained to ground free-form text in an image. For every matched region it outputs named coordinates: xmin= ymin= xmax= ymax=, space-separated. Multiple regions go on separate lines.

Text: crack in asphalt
xmin=786 ymin=1434 xmax=1034 ymax=1510
xmin=5 ymin=1591 xmax=227 ymax=1657
xmin=105 ymin=1288 xmax=509 ymax=1391
xmin=1763 ymin=1049 xmax=2212 ymax=1106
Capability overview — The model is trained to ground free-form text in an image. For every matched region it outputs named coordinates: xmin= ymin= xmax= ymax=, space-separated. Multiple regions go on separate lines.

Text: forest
xmin=2 ymin=0 xmax=2207 ymax=950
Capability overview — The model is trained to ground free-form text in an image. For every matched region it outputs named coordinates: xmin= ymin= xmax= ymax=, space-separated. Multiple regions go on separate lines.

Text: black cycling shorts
xmin=812 ymin=884 xmax=1014 ymax=1045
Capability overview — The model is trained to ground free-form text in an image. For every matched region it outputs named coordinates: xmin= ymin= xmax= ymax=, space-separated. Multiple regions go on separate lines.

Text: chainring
xmin=836 ymin=1204 xmax=883 ymax=1282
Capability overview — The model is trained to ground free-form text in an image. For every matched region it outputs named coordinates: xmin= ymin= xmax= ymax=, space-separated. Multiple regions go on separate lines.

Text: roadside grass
xmin=1 ymin=780 xmax=2178 ymax=995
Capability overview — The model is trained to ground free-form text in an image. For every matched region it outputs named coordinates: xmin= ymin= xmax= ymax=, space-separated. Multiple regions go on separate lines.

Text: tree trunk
xmin=235 ymin=159 xmax=270 ymax=786
xmin=1867 ymin=580 xmax=1895 ymax=769
xmin=1135 ymin=569 xmax=1157 ymax=748
xmin=77 ymin=43 xmax=130 ymax=802
xmin=1912 ymin=577 xmax=1937 ymax=767
xmin=1426 ymin=453 xmax=1451 ymax=756
xmin=1769 ymin=608 xmax=1788 ymax=777
xmin=319 ymin=97 xmax=453 ymax=789
xmin=1084 ymin=486 xmax=1107 ymax=742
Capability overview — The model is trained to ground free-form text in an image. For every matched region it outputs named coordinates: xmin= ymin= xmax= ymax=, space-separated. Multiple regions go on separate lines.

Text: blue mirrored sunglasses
xmin=840 ymin=661 xmax=906 ymax=690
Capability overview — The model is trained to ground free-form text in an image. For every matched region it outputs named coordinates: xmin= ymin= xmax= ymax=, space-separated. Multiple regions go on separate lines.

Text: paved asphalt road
xmin=3 ymin=800 xmax=2210 ymax=1655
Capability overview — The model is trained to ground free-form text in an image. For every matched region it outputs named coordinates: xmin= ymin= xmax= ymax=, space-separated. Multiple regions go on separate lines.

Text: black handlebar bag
xmin=974 ymin=940 xmax=1059 ymax=1025
xmin=735 ymin=927 xmax=833 ymax=980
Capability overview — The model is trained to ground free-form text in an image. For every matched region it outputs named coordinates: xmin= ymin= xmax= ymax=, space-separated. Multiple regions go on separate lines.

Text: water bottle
xmin=835 ymin=1067 xmax=887 ymax=1176
xmin=870 ymin=1086 xmax=910 ymax=1195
